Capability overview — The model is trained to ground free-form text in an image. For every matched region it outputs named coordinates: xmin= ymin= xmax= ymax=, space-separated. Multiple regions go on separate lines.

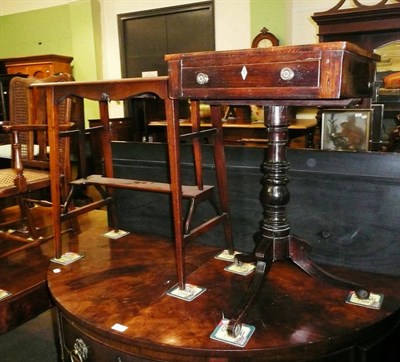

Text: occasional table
xmin=166 ymin=41 xmax=380 ymax=335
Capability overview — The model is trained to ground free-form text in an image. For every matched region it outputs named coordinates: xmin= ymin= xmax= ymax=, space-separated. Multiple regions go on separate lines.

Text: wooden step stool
xmin=34 ymin=77 xmax=234 ymax=290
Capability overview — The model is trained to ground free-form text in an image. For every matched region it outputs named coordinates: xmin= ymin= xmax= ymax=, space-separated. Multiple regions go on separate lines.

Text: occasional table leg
xmin=227 ymin=237 xmax=273 ymax=337
xmin=227 ymin=105 xmax=291 ymax=336
xmin=289 ymin=235 xmax=370 ymax=299
xmin=227 ymin=105 xmax=368 ymax=336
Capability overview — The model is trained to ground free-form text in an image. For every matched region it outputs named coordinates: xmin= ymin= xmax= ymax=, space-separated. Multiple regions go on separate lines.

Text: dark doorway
xmin=117 ymin=1 xmax=215 ymax=141
xmin=118 ymin=1 xmax=215 ymax=78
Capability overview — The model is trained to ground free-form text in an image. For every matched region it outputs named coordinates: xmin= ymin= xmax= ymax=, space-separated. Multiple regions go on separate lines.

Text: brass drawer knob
xmin=280 ymin=67 xmax=295 ymax=81
xmin=196 ymin=72 xmax=209 ymax=85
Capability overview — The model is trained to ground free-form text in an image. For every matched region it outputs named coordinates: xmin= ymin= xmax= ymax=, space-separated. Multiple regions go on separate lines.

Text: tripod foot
xmin=355 ymin=288 xmax=370 ymax=300
xmin=226 ymin=238 xmax=273 ymax=336
xmin=289 ymin=235 xmax=370 ymax=299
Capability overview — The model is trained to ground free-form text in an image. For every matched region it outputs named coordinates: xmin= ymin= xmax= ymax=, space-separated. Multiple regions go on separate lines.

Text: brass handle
xmin=280 ymin=67 xmax=295 ymax=81
xmin=69 ymin=338 xmax=89 ymax=362
xmin=196 ymin=72 xmax=209 ymax=85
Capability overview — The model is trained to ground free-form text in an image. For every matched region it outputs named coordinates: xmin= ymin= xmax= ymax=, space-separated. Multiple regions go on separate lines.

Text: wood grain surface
xmin=48 ymin=210 xmax=400 ymax=361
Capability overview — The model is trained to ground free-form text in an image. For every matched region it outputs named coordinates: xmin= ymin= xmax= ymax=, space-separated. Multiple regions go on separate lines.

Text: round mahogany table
xmin=47 ymin=215 xmax=400 ymax=362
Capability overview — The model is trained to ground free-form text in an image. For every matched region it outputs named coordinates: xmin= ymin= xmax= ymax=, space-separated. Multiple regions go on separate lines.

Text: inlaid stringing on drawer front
xmin=181 ymin=60 xmax=321 ymax=89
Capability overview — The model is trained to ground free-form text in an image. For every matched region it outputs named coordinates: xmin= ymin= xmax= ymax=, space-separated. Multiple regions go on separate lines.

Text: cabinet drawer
xmin=166 ymin=42 xmax=378 ymax=100
xmin=6 ymin=64 xmax=52 ymax=78
xmin=26 ymin=64 xmax=52 ymax=78
xmin=60 ymin=314 xmax=149 ymax=362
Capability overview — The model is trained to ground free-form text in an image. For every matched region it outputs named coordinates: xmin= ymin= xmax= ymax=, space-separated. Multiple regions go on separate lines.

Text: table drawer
xmin=166 ymin=42 xmax=378 ymax=100
xmin=181 ymin=59 xmax=320 ymax=90
xmin=60 ymin=313 xmax=149 ymax=362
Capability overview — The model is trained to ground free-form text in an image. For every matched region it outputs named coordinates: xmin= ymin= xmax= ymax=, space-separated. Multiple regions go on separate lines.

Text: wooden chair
xmin=0 ymin=74 xmax=78 ymax=258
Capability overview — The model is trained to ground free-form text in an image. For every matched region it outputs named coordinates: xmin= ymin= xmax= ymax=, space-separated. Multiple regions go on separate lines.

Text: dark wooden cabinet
xmin=0 ymin=55 xmax=73 ymax=146
xmin=0 ymin=54 xmax=73 ymax=126
xmin=59 ymin=313 xmax=146 ymax=362
xmin=312 ymin=2 xmax=400 ymax=50
xmin=312 ymin=1 xmax=400 ymax=151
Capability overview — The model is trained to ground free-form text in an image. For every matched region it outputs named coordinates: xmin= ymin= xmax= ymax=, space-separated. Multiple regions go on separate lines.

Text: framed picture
xmin=321 ymin=109 xmax=371 ymax=151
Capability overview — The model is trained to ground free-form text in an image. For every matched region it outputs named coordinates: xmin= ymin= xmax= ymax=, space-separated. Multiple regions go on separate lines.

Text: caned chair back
xmin=8 ymin=73 xmax=74 ymax=177
xmin=0 ymin=73 xmax=78 ymax=253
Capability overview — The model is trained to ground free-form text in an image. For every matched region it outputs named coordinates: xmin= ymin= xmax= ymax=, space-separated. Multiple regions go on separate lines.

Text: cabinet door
xmin=118 ymin=1 xmax=215 ymax=78
xmin=118 ymin=2 xmax=214 ymax=140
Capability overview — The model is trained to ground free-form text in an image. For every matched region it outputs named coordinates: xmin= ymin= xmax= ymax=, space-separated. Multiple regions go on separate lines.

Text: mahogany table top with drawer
xmin=166 ymin=41 xmax=379 ymax=102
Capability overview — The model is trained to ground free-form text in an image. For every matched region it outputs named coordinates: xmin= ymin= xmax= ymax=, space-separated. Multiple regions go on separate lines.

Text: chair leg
xmin=0 ymin=234 xmax=50 ymax=259
xmin=0 ymin=205 xmax=24 ymax=231
xmin=0 ymin=200 xmax=53 ymax=259
xmin=19 ymin=196 xmax=41 ymax=239
xmin=0 ymin=196 xmax=34 ymax=238
xmin=20 ymin=186 xmax=81 ymax=241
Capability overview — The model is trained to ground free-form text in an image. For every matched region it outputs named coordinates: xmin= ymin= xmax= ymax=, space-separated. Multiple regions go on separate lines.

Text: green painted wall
xmin=0 ymin=0 xmax=99 ymax=81
xmin=68 ymin=0 xmax=101 ymax=120
xmin=0 ymin=0 xmax=100 ymax=120
xmin=69 ymin=0 xmax=101 ymax=81
xmin=0 ymin=4 xmax=73 ymax=58
xmin=250 ymin=0 xmax=289 ymax=45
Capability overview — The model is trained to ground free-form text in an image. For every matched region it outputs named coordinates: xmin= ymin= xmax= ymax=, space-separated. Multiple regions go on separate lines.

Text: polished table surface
xmin=47 ymin=212 xmax=400 ymax=361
